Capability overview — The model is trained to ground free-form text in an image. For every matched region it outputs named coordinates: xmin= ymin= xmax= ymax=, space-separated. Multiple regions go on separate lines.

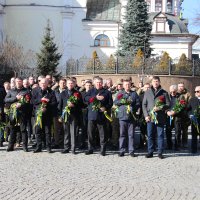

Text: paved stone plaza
xmin=0 ymin=143 xmax=200 ymax=200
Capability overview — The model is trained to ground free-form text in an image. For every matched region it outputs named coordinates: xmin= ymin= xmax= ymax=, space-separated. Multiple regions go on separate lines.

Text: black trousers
xmin=35 ymin=118 xmax=52 ymax=150
xmin=9 ymin=116 xmax=28 ymax=149
xmin=87 ymin=120 xmax=107 ymax=151
xmin=191 ymin=124 xmax=199 ymax=153
xmin=63 ymin=117 xmax=78 ymax=151
xmin=166 ymin=117 xmax=181 ymax=148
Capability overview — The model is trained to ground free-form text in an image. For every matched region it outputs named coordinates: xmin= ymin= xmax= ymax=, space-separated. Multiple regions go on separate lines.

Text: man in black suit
xmin=84 ymin=77 xmax=113 ymax=156
xmin=188 ymin=86 xmax=200 ymax=153
xmin=59 ymin=78 xmax=83 ymax=154
xmin=5 ymin=77 xmax=31 ymax=152
xmin=31 ymin=78 xmax=57 ymax=153
xmin=0 ymin=85 xmax=6 ymax=146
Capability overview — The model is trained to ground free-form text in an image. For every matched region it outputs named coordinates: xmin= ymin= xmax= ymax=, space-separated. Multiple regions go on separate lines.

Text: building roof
xmin=149 ymin=12 xmax=189 ymax=34
xmin=85 ymin=0 xmax=121 ymax=21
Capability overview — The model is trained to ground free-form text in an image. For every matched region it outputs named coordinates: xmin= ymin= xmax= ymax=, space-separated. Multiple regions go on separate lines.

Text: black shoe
xmin=158 ymin=154 xmax=164 ymax=159
xmin=61 ymin=149 xmax=69 ymax=154
xmin=118 ymin=152 xmax=125 ymax=157
xmin=33 ymin=149 xmax=42 ymax=153
xmin=145 ymin=153 xmax=153 ymax=158
xmin=7 ymin=147 xmax=14 ymax=152
xmin=100 ymin=151 xmax=106 ymax=156
xmin=0 ymin=142 xmax=3 ymax=147
xmin=191 ymin=150 xmax=197 ymax=154
xmin=130 ymin=153 xmax=138 ymax=157
xmin=32 ymin=144 xmax=37 ymax=148
xmin=175 ymin=147 xmax=180 ymax=151
xmin=85 ymin=150 xmax=93 ymax=155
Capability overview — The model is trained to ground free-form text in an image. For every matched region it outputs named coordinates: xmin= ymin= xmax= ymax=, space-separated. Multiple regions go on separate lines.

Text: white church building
xmin=0 ymin=0 xmax=198 ymax=74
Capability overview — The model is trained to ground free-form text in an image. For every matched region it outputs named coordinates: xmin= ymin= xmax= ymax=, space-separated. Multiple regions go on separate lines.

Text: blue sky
xmin=182 ymin=0 xmax=200 ymax=34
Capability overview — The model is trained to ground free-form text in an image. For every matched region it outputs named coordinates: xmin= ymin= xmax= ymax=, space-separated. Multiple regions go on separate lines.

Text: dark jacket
xmin=0 ymin=86 xmax=6 ymax=117
xmin=31 ymin=87 xmax=57 ymax=118
xmin=188 ymin=97 xmax=200 ymax=116
xmin=142 ymin=86 xmax=170 ymax=125
xmin=58 ymin=88 xmax=83 ymax=119
xmin=4 ymin=87 xmax=31 ymax=114
xmin=84 ymin=87 xmax=113 ymax=121
xmin=114 ymin=90 xmax=140 ymax=121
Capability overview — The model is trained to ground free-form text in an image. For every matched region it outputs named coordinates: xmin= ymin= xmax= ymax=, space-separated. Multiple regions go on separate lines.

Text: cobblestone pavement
xmin=0 ymin=142 xmax=200 ymax=200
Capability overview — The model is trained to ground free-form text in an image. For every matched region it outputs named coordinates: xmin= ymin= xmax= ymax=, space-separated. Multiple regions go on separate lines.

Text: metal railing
xmin=66 ymin=56 xmax=200 ymax=77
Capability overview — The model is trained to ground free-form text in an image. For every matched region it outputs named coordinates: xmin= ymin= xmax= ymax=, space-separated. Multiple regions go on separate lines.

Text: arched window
xmin=155 ymin=0 xmax=162 ymax=12
xmin=94 ymin=34 xmax=111 ymax=47
xmin=167 ymin=0 xmax=173 ymax=13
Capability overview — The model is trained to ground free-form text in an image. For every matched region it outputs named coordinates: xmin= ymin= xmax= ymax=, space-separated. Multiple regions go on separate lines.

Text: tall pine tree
xmin=117 ymin=0 xmax=152 ymax=57
xmin=36 ymin=20 xmax=62 ymax=77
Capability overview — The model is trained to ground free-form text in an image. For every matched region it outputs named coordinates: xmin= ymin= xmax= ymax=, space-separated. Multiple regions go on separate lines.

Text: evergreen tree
xmin=117 ymin=0 xmax=152 ymax=57
xmin=36 ymin=20 xmax=62 ymax=77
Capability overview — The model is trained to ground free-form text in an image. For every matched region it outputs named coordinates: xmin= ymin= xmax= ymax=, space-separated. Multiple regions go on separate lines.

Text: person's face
xmin=195 ymin=88 xmax=200 ymax=97
xmin=85 ymin=82 xmax=92 ymax=91
xmin=40 ymin=79 xmax=48 ymax=90
xmin=178 ymin=84 xmax=184 ymax=92
xmin=139 ymin=82 xmax=143 ymax=88
xmin=152 ymin=79 xmax=160 ymax=89
xmin=81 ymin=80 xmax=85 ymax=86
xmin=4 ymin=83 xmax=10 ymax=90
xmin=170 ymin=89 xmax=177 ymax=97
xmin=106 ymin=80 xmax=113 ymax=88
xmin=143 ymin=84 xmax=150 ymax=92
xmin=123 ymin=81 xmax=131 ymax=91
xmin=59 ymin=80 xmax=66 ymax=89
xmin=46 ymin=75 xmax=52 ymax=81
xmin=67 ymin=80 xmax=74 ymax=90
xmin=95 ymin=80 xmax=103 ymax=90
xmin=117 ymin=84 xmax=123 ymax=90
xmin=15 ymin=79 xmax=23 ymax=89
xmin=29 ymin=77 xmax=34 ymax=85
xmin=23 ymin=81 xmax=29 ymax=88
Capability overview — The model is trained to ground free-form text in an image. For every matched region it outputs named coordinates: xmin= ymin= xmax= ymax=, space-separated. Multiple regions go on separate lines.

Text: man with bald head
xmin=31 ymin=78 xmax=57 ymax=153
xmin=188 ymin=86 xmax=200 ymax=153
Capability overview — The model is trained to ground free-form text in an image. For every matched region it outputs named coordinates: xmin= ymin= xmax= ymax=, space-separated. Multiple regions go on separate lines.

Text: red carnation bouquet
xmin=34 ymin=98 xmax=48 ymax=128
xmin=150 ymin=95 xmax=166 ymax=124
xmin=89 ymin=96 xmax=112 ymax=122
xmin=172 ymin=99 xmax=186 ymax=113
xmin=62 ymin=92 xmax=81 ymax=122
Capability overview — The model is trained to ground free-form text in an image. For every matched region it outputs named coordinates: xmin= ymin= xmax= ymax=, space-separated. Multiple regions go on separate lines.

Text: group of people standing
xmin=0 ymin=74 xmax=199 ymax=158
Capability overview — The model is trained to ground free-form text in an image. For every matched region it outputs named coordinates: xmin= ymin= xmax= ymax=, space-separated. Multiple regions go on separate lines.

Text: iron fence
xmin=66 ymin=56 xmax=200 ymax=77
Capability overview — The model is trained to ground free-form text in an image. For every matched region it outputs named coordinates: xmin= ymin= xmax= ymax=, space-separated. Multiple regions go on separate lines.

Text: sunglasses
xmin=195 ymin=91 xmax=200 ymax=93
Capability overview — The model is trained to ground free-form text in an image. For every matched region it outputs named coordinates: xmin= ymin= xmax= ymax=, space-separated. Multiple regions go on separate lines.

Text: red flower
xmin=89 ymin=97 xmax=96 ymax=103
xmin=180 ymin=100 xmax=186 ymax=105
xmin=117 ymin=93 xmax=123 ymax=100
xmin=41 ymin=99 xmax=48 ymax=104
xmin=159 ymin=96 xmax=165 ymax=102
xmin=74 ymin=92 xmax=81 ymax=99
xmin=25 ymin=94 xmax=31 ymax=102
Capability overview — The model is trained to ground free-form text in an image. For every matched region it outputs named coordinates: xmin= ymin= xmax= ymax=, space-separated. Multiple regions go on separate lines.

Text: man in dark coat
xmin=5 ymin=77 xmax=31 ymax=152
xmin=114 ymin=79 xmax=140 ymax=157
xmin=142 ymin=76 xmax=170 ymax=159
xmin=84 ymin=77 xmax=113 ymax=156
xmin=188 ymin=86 xmax=200 ymax=153
xmin=31 ymin=78 xmax=57 ymax=153
xmin=0 ymin=85 xmax=6 ymax=146
xmin=59 ymin=78 xmax=83 ymax=154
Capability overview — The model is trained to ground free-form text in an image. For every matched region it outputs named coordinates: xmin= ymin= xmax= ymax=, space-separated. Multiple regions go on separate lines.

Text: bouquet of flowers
xmin=169 ymin=99 xmax=186 ymax=125
xmin=34 ymin=98 xmax=48 ymax=128
xmin=150 ymin=95 xmax=165 ymax=124
xmin=190 ymin=106 xmax=200 ymax=134
xmin=62 ymin=92 xmax=81 ymax=123
xmin=9 ymin=93 xmax=31 ymax=125
xmin=89 ymin=96 xmax=113 ymax=122
xmin=114 ymin=93 xmax=136 ymax=120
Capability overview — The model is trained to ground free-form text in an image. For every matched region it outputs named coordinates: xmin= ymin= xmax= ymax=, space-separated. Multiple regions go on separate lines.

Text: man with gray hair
xmin=166 ymin=84 xmax=182 ymax=150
